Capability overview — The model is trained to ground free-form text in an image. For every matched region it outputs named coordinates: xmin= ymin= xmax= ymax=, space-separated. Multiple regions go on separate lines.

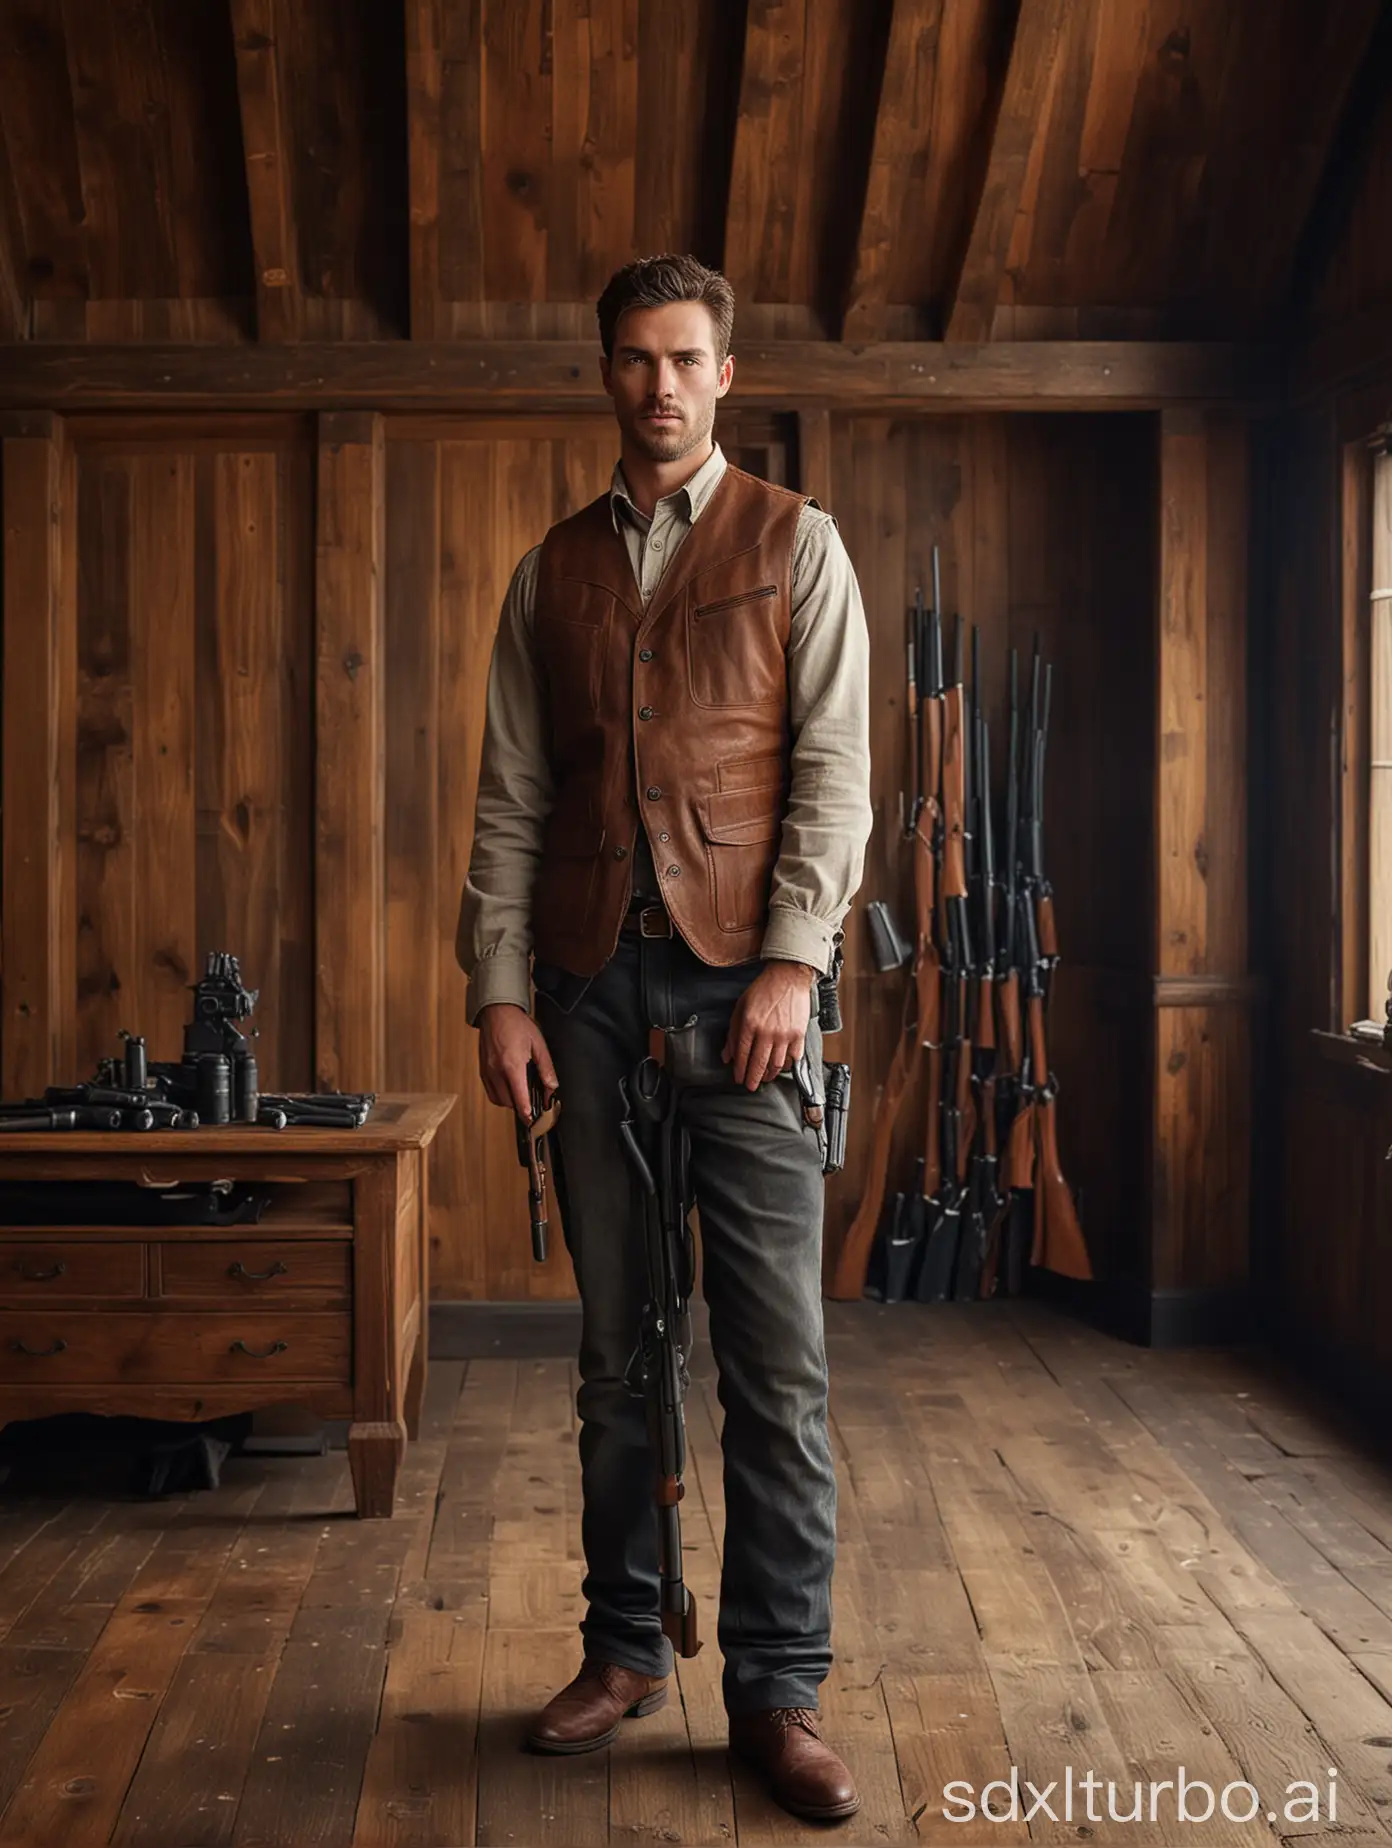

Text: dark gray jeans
xmin=533 ymin=928 xmax=836 ymax=1716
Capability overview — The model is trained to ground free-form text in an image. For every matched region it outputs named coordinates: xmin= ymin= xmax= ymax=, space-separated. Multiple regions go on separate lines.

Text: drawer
xmin=0 ymin=1242 xmax=144 ymax=1301
xmin=0 ymin=1313 xmax=351 ymax=1385
xmin=156 ymin=1240 xmax=351 ymax=1303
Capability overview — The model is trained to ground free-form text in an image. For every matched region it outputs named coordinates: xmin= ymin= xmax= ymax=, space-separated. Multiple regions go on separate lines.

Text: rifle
xmin=829 ymin=566 xmax=942 ymax=1300
xmin=957 ymin=640 xmax=1007 ymax=1300
xmin=1019 ymin=660 xmax=1091 ymax=1281
xmin=617 ymin=1047 xmax=701 ymax=1656
xmin=914 ymin=606 xmax=970 ymax=1302
xmin=513 ymin=1060 xmax=560 ymax=1262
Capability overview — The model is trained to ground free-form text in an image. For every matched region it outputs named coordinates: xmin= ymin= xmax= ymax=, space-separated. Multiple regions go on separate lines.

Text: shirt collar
xmin=609 ymin=442 xmax=728 ymax=532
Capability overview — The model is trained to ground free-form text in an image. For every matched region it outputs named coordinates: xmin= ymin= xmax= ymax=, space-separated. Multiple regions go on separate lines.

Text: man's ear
xmin=716 ymin=353 xmax=735 ymax=399
xmin=599 ymin=355 xmax=614 ymax=399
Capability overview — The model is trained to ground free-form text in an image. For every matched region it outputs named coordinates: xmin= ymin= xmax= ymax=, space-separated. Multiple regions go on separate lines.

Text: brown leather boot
xmin=526 ymin=1659 xmax=668 ymax=1754
xmin=729 ymin=1707 xmax=861 ymax=1821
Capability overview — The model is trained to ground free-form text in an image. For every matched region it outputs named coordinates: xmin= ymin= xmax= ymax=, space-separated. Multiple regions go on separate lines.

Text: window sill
xmin=1311 ymin=1027 xmax=1392 ymax=1076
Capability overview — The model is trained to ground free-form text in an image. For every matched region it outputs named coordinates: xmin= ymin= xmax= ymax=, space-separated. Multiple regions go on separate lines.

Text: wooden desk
xmin=0 ymin=1093 xmax=456 ymax=1518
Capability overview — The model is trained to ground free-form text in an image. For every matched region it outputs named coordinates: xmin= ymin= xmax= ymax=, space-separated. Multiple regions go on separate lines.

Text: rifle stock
xmin=829 ymin=808 xmax=937 ymax=1300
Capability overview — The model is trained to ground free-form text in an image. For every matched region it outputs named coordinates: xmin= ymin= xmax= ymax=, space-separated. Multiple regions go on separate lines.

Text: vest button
xmin=658 ymin=831 xmax=670 ymax=843
xmin=613 ymin=845 xmax=628 ymax=860
xmin=638 ymin=706 xmax=653 ymax=720
xmin=646 ymin=786 xmax=661 ymax=801
xmin=666 ymin=864 xmax=681 ymax=878
xmin=639 ymin=648 xmax=653 ymax=662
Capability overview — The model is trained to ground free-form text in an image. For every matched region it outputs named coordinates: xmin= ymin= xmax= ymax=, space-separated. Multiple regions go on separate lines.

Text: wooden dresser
xmin=0 ymin=1093 xmax=456 ymax=1518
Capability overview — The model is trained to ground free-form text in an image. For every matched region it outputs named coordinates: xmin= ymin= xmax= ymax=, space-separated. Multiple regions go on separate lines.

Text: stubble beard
xmin=628 ymin=398 xmax=716 ymax=463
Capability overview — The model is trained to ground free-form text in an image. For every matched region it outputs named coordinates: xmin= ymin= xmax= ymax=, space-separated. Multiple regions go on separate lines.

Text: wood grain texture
xmin=1 ymin=415 xmax=76 ymax=1100
xmin=1152 ymin=408 xmax=1251 ymax=1299
xmin=0 ymin=339 xmax=1277 ymax=408
xmin=843 ymin=0 xmax=945 ymax=344
xmin=315 ymin=411 xmax=386 ymax=1094
xmin=944 ymin=0 xmax=1068 ymax=342
xmin=230 ymin=0 xmax=303 ymax=342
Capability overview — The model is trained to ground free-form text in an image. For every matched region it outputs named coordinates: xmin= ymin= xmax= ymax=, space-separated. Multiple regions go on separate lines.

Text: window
xmin=1370 ymin=446 xmax=1392 ymax=1022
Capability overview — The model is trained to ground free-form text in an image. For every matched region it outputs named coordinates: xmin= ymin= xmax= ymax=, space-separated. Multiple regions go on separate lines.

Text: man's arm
xmin=724 ymin=506 xmax=873 ymax=1091
xmin=760 ymin=506 xmax=875 ymax=974
xmin=454 ymin=546 xmax=554 ymax=1028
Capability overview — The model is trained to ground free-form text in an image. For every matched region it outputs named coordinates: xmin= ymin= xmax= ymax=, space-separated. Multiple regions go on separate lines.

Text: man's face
xmin=600 ymin=300 xmax=735 ymax=462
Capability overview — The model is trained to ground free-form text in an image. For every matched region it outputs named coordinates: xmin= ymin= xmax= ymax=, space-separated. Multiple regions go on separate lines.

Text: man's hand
xmin=722 ymin=961 xmax=817 ymax=1091
xmin=476 ymin=1003 xmax=559 ymax=1119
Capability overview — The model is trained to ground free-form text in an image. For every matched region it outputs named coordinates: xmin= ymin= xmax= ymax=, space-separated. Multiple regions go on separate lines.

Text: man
xmin=456 ymin=253 xmax=873 ymax=1824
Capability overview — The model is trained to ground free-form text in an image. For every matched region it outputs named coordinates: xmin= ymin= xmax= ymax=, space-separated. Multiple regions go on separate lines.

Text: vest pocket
xmin=540 ymin=608 xmax=608 ymax=716
xmin=687 ymin=585 xmax=782 ymax=707
xmin=699 ymin=787 xmax=783 ymax=933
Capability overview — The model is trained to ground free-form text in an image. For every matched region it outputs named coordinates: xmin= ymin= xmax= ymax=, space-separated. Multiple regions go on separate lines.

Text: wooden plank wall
xmin=0 ymin=408 xmax=1166 ymax=1302
xmin=71 ymin=422 xmax=316 ymax=1092
xmin=1152 ymin=412 xmax=1251 ymax=1306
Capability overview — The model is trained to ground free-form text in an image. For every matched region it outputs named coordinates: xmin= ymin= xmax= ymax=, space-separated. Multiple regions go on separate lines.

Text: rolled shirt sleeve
xmin=454 ymin=547 xmax=553 ymax=1025
xmin=760 ymin=507 xmax=874 ymax=974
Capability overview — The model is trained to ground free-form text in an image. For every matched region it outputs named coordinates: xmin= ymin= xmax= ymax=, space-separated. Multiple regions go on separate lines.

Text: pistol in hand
xmin=514 ymin=1060 xmax=561 ymax=1263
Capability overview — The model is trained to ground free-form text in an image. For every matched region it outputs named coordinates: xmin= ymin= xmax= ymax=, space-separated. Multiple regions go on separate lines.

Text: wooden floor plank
xmin=352 ymin=1614 xmax=484 ymax=1848
xmin=4 ymin=1305 xmax=1392 ymax=1842
xmin=475 ymin=1628 xmax=608 ymax=1848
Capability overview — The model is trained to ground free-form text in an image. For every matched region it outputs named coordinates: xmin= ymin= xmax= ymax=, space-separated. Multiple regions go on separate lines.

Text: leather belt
xmin=621 ymin=901 xmax=673 ymax=938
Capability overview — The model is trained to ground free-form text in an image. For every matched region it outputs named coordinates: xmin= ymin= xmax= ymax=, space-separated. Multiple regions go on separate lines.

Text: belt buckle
xmin=638 ymin=905 xmax=672 ymax=939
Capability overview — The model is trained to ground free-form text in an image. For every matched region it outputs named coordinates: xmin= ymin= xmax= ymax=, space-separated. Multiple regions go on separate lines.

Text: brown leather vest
xmin=530 ymin=463 xmax=808 ymax=976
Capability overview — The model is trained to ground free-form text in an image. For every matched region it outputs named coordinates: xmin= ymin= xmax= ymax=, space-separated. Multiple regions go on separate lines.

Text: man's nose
xmin=652 ymin=358 xmax=680 ymax=397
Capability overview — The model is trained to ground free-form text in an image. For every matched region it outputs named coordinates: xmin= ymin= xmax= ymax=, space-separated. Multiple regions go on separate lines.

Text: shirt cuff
xmin=465 ymin=953 xmax=535 ymax=1027
xmin=761 ymin=907 xmax=835 ymax=975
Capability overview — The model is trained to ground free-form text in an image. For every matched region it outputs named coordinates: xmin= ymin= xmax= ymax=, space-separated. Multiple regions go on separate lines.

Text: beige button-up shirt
xmin=456 ymin=442 xmax=873 ymax=1024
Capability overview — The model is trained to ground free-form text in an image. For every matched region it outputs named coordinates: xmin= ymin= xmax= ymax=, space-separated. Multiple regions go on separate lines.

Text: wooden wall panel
xmin=194 ymin=445 xmax=315 ymax=1092
xmin=1 ymin=414 xmax=76 ymax=1097
xmin=315 ymin=411 xmax=385 ymax=1093
xmin=70 ymin=427 xmax=313 ymax=1089
xmin=1151 ymin=411 xmax=1251 ymax=1299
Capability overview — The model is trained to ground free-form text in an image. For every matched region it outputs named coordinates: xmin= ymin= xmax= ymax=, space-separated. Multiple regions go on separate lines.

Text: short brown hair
xmin=596 ymin=255 xmax=735 ymax=362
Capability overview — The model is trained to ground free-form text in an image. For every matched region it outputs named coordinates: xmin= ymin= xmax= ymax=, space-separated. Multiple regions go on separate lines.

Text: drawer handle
xmin=13 ymin=1337 xmax=67 ymax=1358
xmin=228 ymin=1260 xmax=289 ymax=1282
xmin=230 ymin=1339 xmax=288 ymax=1359
xmin=15 ymin=1261 xmax=66 ymax=1282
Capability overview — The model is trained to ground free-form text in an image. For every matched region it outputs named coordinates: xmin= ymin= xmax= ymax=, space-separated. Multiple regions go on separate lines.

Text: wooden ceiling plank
xmin=405 ymin=0 xmax=443 ymax=337
xmin=1069 ymin=0 xmax=1150 ymax=267
xmin=843 ymin=0 xmax=945 ymax=345
xmin=724 ymin=0 xmax=807 ymax=304
xmin=0 ymin=338 xmax=1275 ymax=411
xmin=61 ymin=0 xmax=179 ymax=305
xmin=0 ymin=126 xmax=28 ymax=337
xmin=1244 ymin=0 xmax=1385 ymax=319
xmin=942 ymin=0 xmax=1068 ymax=343
xmin=0 ymin=0 xmax=88 ymax=310
xmin=578 ymin=0 xmax=637 ymax=299
xmin=635 ymin=4 xmax=700 ymax=256
xmin=229 ymin=0 xmax=302 ymax=342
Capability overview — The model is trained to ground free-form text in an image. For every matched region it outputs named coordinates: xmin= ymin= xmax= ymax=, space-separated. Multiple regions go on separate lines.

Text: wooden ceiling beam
xmin=0 ymin=339 xmax=1276 ymax=411
xmin=942 ymin=0 xmax=1066 ymax=343
xmin=229 ymin=0 xmax=303 ymax=343
xmin=843 ymin=0 xmax=945 ymax=345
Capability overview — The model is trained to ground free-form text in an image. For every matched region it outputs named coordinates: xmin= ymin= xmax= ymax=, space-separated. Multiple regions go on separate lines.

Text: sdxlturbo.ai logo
xmin=940 ymin=1765 xmax=1339 ymax=1826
